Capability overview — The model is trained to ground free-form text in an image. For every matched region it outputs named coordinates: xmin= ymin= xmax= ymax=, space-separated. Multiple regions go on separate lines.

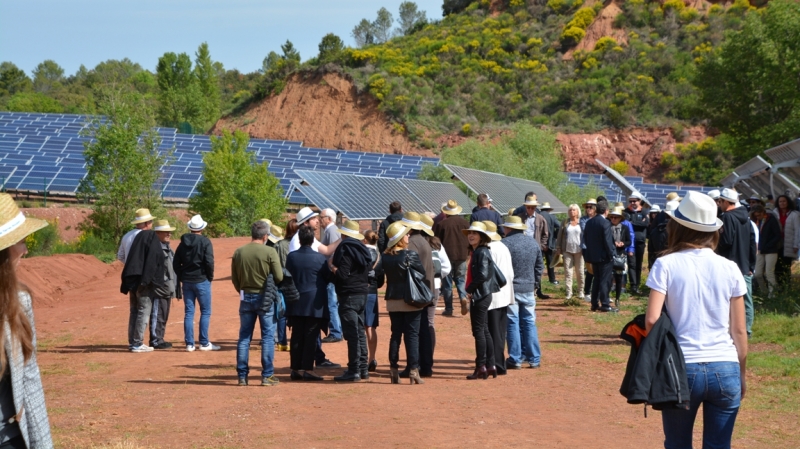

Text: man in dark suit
xmin=377 ymin=201 xmax=403 ymax=253
xmin=583 ymin=200 xmax=618 ymax=313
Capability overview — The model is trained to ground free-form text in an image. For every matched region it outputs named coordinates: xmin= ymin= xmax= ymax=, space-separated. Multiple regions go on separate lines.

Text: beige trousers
xmin=563 ymin=251 xmax=585 ymax=300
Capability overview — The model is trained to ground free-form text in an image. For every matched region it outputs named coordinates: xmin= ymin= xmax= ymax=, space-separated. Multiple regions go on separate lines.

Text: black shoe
xmin=303 ymin=371 xmax=324 ymax=381
xmin=238 ymin=377 xmax=248 ymax=386
xmin=290 ymin=370 xmax=303 ymax=381
xmin=360 ymin=371 xmax=370 ymax=380
xmin=419 ymin=369 xmax=433 ymax=378
xmin=599 ymin=306 xmax=619 ymax=313
xmin=398 ymin=368 xmax=410 ymax=379
xmin=153 ymin=342 xmax=172 ymax=350
xmin=368 ymin=359 xmax=378 ymax=372
xmin=590 ymin=305 xmax=600 ymax=312
xmin=506 ymin=358 xmax=522 ymax=370
xmin=316 ymin=359 xmax=341 ymax=369
xmin=441 ymin=310 xmax=454 ymax=316
xmin=550 ymin=280 xmax=560 ymax=285
xmin=537 ymin=290 xmax=551 ymax=299
xmin=321 ymin=335 xmax=343 ymax=343
xmin=334 ymin=370 xmax=360 ymax=382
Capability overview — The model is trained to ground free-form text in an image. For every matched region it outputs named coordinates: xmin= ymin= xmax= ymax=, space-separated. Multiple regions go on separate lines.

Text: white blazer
xmin=487 ymin=241 xmax=515 ymax=310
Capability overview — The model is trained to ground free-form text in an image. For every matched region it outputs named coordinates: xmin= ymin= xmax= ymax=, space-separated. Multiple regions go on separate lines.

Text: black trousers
xmin=591 ymin=261 xmax=613 ymax=308
xmin=583 ymin=249 xmax=593 ymax=295
xmin=488 ymin=306 xmax=507 ymax=372
xmin=469 ymin=294 xmax=494 ymax=368
xmin=776 ymin=256 xmax=794 ymax=286
xmin=614 ymin=272 xmax=624 ymax=304
xmin=629 ymin=242 xmax=645 ymax=290
xmin=289 ymin=316 xmax=324 ymax=371
xmin=149 ymin=296 xmax=171 ymax=346
xmin=419 ymin=305 xmax=436 ymax=374
xmin=389 ymin=310 xmax=423 ymax=369
xmin=543 ymin=249 xmax=556 ymax=283
xmin=338 ymin=294 xmax=368 ymax=373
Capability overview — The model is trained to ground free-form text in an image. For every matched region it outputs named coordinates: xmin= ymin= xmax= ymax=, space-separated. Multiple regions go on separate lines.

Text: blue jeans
xmin=661 ymin=362 xmax=742 ymax=449
xmin=276 ymin=291 xmax=287 ymax=345
xmin=506 ymin=291 xmax=541 ymax=366
xmin=743 ymin=274 xmax=753 ymax=337
xmin=327 ymin=283 xmax=342 ymax=339
xmin=183 ymin=280 xmax=212 ymax=346
xmin=236 ymin=294 xmax=276 ymax=378
xmin=441 ymin=260 xmax=467 ymax=312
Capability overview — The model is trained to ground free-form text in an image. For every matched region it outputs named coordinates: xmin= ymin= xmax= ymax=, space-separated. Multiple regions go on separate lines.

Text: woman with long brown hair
xmin=0 ymin=194 xmax=53 ymax=448
xmin=645 ymin=191 xmax=747 ymax=448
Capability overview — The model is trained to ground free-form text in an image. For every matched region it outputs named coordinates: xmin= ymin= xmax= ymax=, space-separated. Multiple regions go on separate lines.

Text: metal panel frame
xmin=594 ymin=159 xmax=652 ymax=207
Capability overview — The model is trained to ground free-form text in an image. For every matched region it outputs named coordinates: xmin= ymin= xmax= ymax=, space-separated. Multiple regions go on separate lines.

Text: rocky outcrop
xmin=557 ymin=127 xmax=708 ymax=180
xmin=564 ymin=1 xmax=629 ymax=60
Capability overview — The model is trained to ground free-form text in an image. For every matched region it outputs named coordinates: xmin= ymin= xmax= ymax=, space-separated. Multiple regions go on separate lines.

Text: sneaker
xmin=261 ymin=375 xmax=280 ymax=386
xmin=441 ymin=310 xmax=454 ymax=317
xmin=584 ymin=294 xmax=592 ymax=302
xmin=506 ymin=358 xmax=522 ymax=370
xmin=186 ymin=344 xmax=195 ymax=352
xmin=199 ymin=343 xmax=221 ymax=351
xmin=238 ymin=378 xmax=248 ymax=386
xmin=153 ymin=342 xmax=173 ymax=350
xmin=276 ymin=344 xmax=290 ymax=352
xmin=130 ymin=345 xmax=154 ymax=353
xmin=333 ymin=370 xmax=360 ymax=382
xmin=316 ymin=359 xmax=341 ymax=369
xmin=321 ymin=335 xmax=342 ymax=343
xmin=529 ymin=363 xmax=541 ymax=369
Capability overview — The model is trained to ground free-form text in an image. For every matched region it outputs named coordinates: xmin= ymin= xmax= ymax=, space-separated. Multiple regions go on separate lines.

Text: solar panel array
xmin=565 ymin=172 xmax=717 ymax=208
xmin=0 ymin=112 xmax=439 ymax=203
xmin=719 ymin=154 xmax=800 ymax=198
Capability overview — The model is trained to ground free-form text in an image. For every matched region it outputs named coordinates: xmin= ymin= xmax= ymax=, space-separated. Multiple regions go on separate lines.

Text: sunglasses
xmin=628 ymin=199 xmax=639 ymax=203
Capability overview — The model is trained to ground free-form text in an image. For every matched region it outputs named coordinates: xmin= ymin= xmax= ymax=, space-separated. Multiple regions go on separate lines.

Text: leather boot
xmin=466 ymin=365 xmax=488 ymax=380
xmin=409 ymin=368 xmax=424 ymax=385
xmin=390 ymin=367 xmax=400 ymax=384
xmin=487 ymin=366 xmax=498 ymax=379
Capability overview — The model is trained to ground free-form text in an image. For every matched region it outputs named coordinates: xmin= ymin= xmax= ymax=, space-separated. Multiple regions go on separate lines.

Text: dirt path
xmin=26 ymin=237 xmax=789 ymax=448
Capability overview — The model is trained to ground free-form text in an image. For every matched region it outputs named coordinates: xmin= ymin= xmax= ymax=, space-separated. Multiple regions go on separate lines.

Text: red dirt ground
xmin=23 ymin=237 xmax=794 ymax=448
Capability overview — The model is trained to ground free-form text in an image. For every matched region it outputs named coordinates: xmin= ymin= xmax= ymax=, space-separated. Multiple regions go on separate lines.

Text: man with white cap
xmin=174 ymin=214 xmax=217 ymax=351
xmin=150 ymin=219 xmax=180 ymax=350
xmin=117 ymin=208 xmax=155 ymax=264
xmin=623 ymin=192 xmax=650 ymax=295
xmin=715 ymin=188 xmax=757 ymax=336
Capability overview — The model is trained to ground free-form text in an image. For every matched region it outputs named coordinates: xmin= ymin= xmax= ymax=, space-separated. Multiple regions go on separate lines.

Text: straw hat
xmin=187 ymin=214 xmax=207 ymax=231
xmin=441 ymin=200 xmax=463 ymax=215
xmin=268 ymin=225 xmax=284 ymax=244
xmin=401 ymin=211 xmax=425 ymax=232
xmin=507 ymin=208 xmax=515 ymax=216
xmin=386 ymin=221 xmax=411 ymax=248
xmin=609 ymin=206 xmax=625 ymax=217
xmin=0 ymin=194 xmax=48 ymax=252
xmin=666 ymin=192 xmax=682 ymax=202
xmin=461 ymin=221 xmax=493 ymax=238
xmin=296 ymin=207 xmax=319 ymax=225
xmin=649 ymin=204 xmax=661 ymax=213
xmin=153 ymin=219 xmax=176 ymax=232
xmin=707 ymin=189 xmax=721 ymax=200
xmin=258 ymin=218 xmax=273 ymax=227
xmin=583 ymin=198 xmax=597 ymax=207
xmin=667 ymin=191 xmax=723 ymax=232
xmin=523 ymin=195 xmax=539 ymax=207
xmin=338 ymin=220 xmax=365 ymax=240
xmin=540 ymin=202 xmax=553 ymax=211
xmin=481 ymin=221 xmax=502 ymax=241
xmin=719 ymin=188 xmax=739 ymax=204
xmin=131 ymin=208 xmax=155 ymax=225
xmin=614 ymin=202 xmax=625 ymax=209
xmin=502 ymin=215 xmax=526 ymax=231
xmin=419 ymin=214 xmax=435 ymax=237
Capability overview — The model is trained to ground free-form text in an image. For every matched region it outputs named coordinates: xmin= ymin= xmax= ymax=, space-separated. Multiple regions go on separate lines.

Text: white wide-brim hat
xmin=667 ymin=191 xmax=723 ymax=232
xmin=187 ymin=214 xmax=207 ymax=231
xmin=296 ymin=207 xmax=319 ymax=225
xmin=649 ymin=205 xmax=661 ymax=213
xmin=0 ymin=194 xmax=48 ymax=252
xmin=707 ymin=189 xmax=721 ymax=200
xmin=719 ymin=188 xmax=739 ymax=204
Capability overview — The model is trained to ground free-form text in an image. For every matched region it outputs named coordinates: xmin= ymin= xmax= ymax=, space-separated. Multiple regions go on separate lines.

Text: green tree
xmin=32 ymin=59 xmax=64 ymax=94
xmin=373 ymin=7 xmax=394 ymax=43
xmin=351 ymin=19 xmax=375 ymax=48
xmin=86 ymin=58 xmax=145 ymax=87
xmin=261 ymin=52 xmax=282 ymax=73
xmin=0 ymin=62 xmax=32 ymax=96
xmin=6 ymin=92 xmax=63 ymax=113
xmin=694 ymin=0 xmax=800 ymax=161
xmin=442 ymin=0 xmax=473 ymax=16
xmin=397 ymin=2 xmax=427 ymax=36
xmin=281 ymin=40 xmax=301 ymax=64
xmin=81 ymin=88 xmax=167 ymax=243
xmin=318 ymin=33 xmax=345 ymax=65
xmin=190 ymin=130 xmax=287 ymax=237
xmin=194 ymin=42 xmax=221 ymax=131
xmin=156 ymin=52 xmax=203 ymax=130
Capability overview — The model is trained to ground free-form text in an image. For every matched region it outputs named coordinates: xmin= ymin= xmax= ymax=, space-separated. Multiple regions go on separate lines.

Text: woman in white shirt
xmin=482 ymin=221 xmax=515 ymax=375
xmin=555 ymin=204 xmax=584 ymax=300
xmin=645 ymin=191 xmax=748 ymax=449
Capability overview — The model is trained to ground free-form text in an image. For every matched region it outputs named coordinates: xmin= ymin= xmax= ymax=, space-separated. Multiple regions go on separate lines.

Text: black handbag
xmin=613 ymin=253 xmax=627 ymax=271
xmin=404 ymin=252 xmax=433 ymax=308
xmin=490 ymin=258 xmax=507 ymax=288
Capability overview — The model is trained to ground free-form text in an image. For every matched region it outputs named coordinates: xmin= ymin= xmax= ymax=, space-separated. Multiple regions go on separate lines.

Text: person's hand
xmin=467 ymin=293 xmax=472 ymax=301
xmin=741 ymin=376 xmax=747 ymax=399
xmin=628 ymin=252 xmax=634 ymax=257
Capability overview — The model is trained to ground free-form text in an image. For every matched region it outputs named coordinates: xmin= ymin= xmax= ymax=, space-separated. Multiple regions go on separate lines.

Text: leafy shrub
xmin=661 ymin=137 xmax=734 ymax=186
xmin=609 ymin=160 xmax=629 ymax=175
xmin=25 ymin=220 xmax=63 ymax=257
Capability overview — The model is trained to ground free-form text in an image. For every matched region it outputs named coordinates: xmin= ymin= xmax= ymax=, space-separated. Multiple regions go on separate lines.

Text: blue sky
xmin=0 ymin=0 xmax=445 ymax=76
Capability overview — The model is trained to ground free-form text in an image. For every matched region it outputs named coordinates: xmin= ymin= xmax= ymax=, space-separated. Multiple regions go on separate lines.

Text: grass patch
xmin=744 ymin=313 xmax=800 ymax=415
xmin=586 ymin=352 xmax=624 ymax=364
xmin=37 ymin=332 xmax=73 ymax=351
xmin=41 ymin=366 xmax=75 ymax=376
xmin=86 ymin=361 xmax=112 ymax=373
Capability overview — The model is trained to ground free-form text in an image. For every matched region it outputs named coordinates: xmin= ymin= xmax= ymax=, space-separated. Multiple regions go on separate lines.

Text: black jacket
xmin=584 ymin=215 xmax=616 ymax=264
xmin=620 ymin=313 xmax=690 ymax=411
xmin=465 ymin=246 xmax=502 ymax=300
xmin=377 ymin=211 xmax=404 ymax=253
xmin=541 ymin=211 xmax=559 ymax=251
xmin=325 ymin=236 xmax=371 ymax=297
xmin=173 ymin=233 xmax=215 ymax=283
xmin=612 ymin=223 xmax=632 ymax=257
xmin=285 ymin=247 xmax=329 ymax=320
xmin=470 ymin=207 xmax=505 ymax=237
xmin=120 ymin=230 xmax=165 ymax=294
xmin=757 ymin=215 xmax=782 ymax=255
xmin=367 ymin=246 xmax=384 ymax=294
xmin=717 ymin=206 xmax=757 ymax=275
xmin=648 ymin=221 xmax=669 ymax=267
xmin=379 ymin=250 xmax=426 ymax=301
xmin=624 ymin=207 xmax=650 ymax=243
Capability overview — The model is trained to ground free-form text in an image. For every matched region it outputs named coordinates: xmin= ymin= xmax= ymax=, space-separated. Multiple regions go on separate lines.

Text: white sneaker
xmin=186 ymin=345 xmax=196 ymax=352
xmin=130 ymin=344 xmax=154 ymax=353
xmin=199 ymin=343 xmax=220 ymax=351
xmin=584 ymin=294 xmax=592 ymax=302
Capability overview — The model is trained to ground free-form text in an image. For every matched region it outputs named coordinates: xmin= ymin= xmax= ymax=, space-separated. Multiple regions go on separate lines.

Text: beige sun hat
xmin=540 ymin=202 xmax=553 ymax=211
xmin=401 ymin=211 xmax=425 ymax=231
xmin=667 ymin=190 xmax=723 ymax=232
xmin=481 ymin=221 xmax=502 ymax=241
xmin=609 ymin=206 xmax=625 ymax=217
xmin=0 ymin=194 xmax=48 ymax=252
xmin=187 ymin=214 xmax=207 ymax=231
xmin=153 ymin=219 xmax=176 ymax=232
xmin=418 ymin=214 xmax=435 ymax=236
xmin=523 ymin=195 xmax=539 ymax=207
xmin=386 ymin=221 xmax=411 ymax=248
xmin=502 ymin=215 xmax=526 ymax=231
xmin=338 ymin=220 xmax=365 ymax=240
xmin=131 ymin=208 xmax=155 ymax=225
xmin=441 ymin=199 xmax=463 ymax=215
xmin=583 ymin=198 xmax=597 ymax=207
xmin=268 ymin=225 xmax=284 ymax=244
xmin=461 ymin=221 xmax=493 ymax=238
xmin=666 ymin=192 xmax=682 ymax=202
